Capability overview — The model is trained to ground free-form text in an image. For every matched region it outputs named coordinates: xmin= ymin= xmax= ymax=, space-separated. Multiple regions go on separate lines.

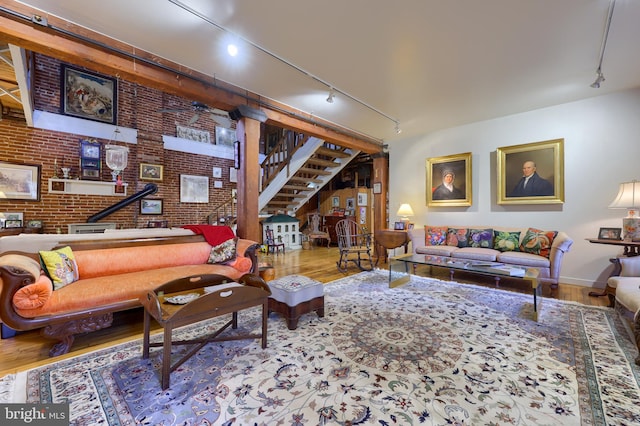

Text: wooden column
xmin=235 ymin=117 xmax=261 ymax=242
xmin=372 ymin=152 xmax=389 ymax=234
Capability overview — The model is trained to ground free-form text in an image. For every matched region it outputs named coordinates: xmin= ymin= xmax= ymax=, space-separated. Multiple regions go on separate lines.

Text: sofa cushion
xmin=12 ymin=274 xmax=53 ymax=309
xmin=208 ymin=237 xmax=237 ymax=264
xmin=495 ymin=251 xmax=550 ymax=268
xmin=425 ymin=226 xmax=447 ymax=246
xmin=520 ymin=228 xmax=557 ymax=258
xmin=415 ymin=245 xmax=459 ymax=256
xmin=74 ymin=242 xmax=212 ymax=279
xmin=451 ymin=247 xmax=499 ymax=262
xmin=467 ymin=228 xmax=493 ymax=248
xmin=39 ymin=246 xmax=79 ymax=290
xmin=446 ymin=228 xmax=469 ymax=248
xmin=493 ymin=231 xmax=521 ymax=252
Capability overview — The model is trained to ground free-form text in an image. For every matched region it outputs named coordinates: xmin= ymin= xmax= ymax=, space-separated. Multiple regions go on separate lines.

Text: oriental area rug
xmin=1 ymin=270 xmax=640 ymax=425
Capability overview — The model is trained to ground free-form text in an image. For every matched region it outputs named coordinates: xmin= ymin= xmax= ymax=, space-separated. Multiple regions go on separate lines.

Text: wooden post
xmin=235 ymin=117 xmax=261 ymax=242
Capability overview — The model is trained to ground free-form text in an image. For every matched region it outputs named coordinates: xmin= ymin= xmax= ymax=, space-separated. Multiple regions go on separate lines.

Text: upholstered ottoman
xmin=267 ymin=275 xmax=325 ymax=330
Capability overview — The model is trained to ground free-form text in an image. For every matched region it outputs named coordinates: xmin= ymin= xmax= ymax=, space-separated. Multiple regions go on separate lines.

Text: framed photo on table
xmin=598 ymin=227 xmax=622 ymax=240
xmin=0 ymin=161 xmax=40 ymax=201
xmin=61 ymin=64 xmax=117 ymax=124
xmin=426 ymin=152 xmax=472 ymax=207
xmin=496 ymin=138 xmax=564 ymax=205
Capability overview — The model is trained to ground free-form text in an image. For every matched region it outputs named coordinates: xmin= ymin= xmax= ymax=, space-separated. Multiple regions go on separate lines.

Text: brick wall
xmin=1 ymin=55 xmax=236 ymax=233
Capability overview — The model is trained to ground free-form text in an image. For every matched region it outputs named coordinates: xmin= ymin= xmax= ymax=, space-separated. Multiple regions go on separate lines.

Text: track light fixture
xmin=326 ymin=88 xmax=335 ymax=103
xmin=395 ymin=121 xmax=402 ymax=134
xmin=591 ymin=68 xmax=605 ymax=89
xmin=591 ymin=0 xmax=616 ymax=89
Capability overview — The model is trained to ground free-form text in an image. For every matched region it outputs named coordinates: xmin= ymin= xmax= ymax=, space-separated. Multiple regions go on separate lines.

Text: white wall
xmin=389 ymin=88 xmax=640 ymax=287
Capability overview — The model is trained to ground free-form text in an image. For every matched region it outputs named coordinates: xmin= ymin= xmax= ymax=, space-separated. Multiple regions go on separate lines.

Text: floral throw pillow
xmin=467 ymin=228 xmax=494 ymax=248
xmin=39 ymin=246 xmax=79 ymax=290
xmin=207 ymin=238 xmax=237 ymax=264
xmin=425 ymin=226 xmax=447 ymax=246
xmin=446 ymin=228 xmax=469 ymax=248
xmin=493 ymin=231 xmax=521 ymax=252
xmin=520 ymin=228 xmax=557 ymax=258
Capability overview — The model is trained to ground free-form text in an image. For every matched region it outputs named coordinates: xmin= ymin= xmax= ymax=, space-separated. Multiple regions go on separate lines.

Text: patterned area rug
xmin=2 ymin=270 xmax=640 ymax=425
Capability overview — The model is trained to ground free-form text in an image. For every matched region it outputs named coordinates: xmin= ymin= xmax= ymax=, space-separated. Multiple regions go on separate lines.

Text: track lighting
xmin=590 ymin=0 xmax=616 ymax=89
xmin=591 ymin=68 xmax=605 ymax=89
xmin=326 ymin=88 xmax=335 ymax=104
xmin=395 ymin=122 xmax=402 ymax=134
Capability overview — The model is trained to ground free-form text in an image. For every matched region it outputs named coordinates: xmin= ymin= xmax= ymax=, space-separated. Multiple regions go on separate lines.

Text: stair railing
xmin=206 ymin=193 xmax=237 ymax=226
xmin=260 ymin=130 xmax=310 ymax=191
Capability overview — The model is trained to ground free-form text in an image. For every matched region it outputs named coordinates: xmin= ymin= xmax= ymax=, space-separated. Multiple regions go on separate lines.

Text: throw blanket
xmin=181 ymin=224 xmax=235 ymax=246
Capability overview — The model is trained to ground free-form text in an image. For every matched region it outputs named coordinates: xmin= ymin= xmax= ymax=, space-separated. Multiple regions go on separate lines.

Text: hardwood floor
xmin=0 ymin=246 xmax=609 ymax=376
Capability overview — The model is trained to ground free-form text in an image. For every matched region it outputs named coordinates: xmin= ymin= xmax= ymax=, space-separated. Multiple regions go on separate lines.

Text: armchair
xmin=608 ymin=256 xmax=640 ymax=365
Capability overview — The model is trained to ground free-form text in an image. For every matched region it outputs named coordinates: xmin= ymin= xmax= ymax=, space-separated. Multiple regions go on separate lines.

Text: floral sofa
xmin=407 ymin=226 xmax=573 ymax=287
xmin=0 ymin=226 xmax=261 ymax=356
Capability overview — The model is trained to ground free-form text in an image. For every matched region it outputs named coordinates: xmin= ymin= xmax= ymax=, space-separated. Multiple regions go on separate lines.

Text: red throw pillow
xmin=425 ymin=226 xmax=447 ymax=246
xmin=226 ymin=255 xmax=252 ymax=273
xmin=520 ymin=228 xmax=557 ymax=258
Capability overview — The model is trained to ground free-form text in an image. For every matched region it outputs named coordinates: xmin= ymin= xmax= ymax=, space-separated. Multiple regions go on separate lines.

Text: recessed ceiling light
xmin=227 ymin=44 xmax=238 ymax=57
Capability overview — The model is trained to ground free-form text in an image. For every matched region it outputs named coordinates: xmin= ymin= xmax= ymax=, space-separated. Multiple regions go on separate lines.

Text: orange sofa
xmin=0 ymin=232 xmax=261 ymax=356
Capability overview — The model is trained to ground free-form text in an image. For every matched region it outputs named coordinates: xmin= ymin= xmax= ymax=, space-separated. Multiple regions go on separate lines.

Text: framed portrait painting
xmin=426 ymin=152 xmax=472 ymax=207
xmin=61 ymin=64 xmax=117 ymax=124
xmin=0 ymin=161 xmax=40 ymax=201
xmin=496 ymin=138 xmax=564 ymax=205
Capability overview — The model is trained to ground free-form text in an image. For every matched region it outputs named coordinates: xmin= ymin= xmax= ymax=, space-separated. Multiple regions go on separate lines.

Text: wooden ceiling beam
xmin=0 ymin=3 xmax=383 ymax=153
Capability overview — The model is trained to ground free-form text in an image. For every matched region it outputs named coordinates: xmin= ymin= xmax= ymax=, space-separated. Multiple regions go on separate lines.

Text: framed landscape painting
xmin=426 ymin=152 xmax=472 ymax=207
xmin=0 ymin=161 xmax=40 ymax=201
xmin=496 ymin=138 xmax=564 ymax=205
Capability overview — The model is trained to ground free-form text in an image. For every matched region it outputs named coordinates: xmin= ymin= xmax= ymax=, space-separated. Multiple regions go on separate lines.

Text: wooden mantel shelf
xmin=48 ymin=178 xmax=128 ymax=196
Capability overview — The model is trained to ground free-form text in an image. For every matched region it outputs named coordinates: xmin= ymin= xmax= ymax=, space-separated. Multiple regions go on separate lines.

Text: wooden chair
xmin=335 ymin=218 xmax=373 ymax=272
xmin=265 ymin=227 xmax=285 ymax=254
xmin=305 ymin=212 xmax=330 ymax=248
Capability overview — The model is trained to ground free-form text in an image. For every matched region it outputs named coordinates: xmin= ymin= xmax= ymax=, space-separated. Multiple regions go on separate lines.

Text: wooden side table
xmin=374 ymin=229 xmax=410 ymax=266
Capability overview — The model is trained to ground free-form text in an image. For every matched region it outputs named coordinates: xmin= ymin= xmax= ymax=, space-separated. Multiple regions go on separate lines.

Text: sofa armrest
xmin=237 ymin=238 xmax=261 ymax=274
xmin=0 ymin=254 xmax=42 ymax=331
xmin=408 ymin=227 xmax=426 ymax=253
xmin=547 ymin=231 xmax=573 ymax=283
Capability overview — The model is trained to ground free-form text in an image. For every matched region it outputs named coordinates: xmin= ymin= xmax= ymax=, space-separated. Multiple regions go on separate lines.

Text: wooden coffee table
xmin=140 ymin=273 xmax=271 ymax=389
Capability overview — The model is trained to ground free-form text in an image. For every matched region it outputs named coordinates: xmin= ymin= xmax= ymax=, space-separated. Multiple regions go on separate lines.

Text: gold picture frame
xmin=496 ymin=138 xmax=564 ymax=205
xmin=139 ymin=163 xmax=164 ymax=181
xmin=426 ymin=152 xmax=472 ymax=207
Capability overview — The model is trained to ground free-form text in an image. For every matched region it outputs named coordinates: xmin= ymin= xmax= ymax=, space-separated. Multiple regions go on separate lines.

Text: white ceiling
xmin=14 ymin=0 xmax=640 ymax=143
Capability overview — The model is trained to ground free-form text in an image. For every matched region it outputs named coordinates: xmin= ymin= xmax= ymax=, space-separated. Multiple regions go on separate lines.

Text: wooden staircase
xmin=259 ymin=130 xmax=359 ymax=215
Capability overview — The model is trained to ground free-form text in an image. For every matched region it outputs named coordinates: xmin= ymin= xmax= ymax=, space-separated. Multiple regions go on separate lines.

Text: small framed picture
xmin=27 ymin=220 xmax=43 ymax=228
xmin=373 ymin=182 xmax=382 ymax=194
xmin=408 ymin=223 xmax=415 ymax=230
xmin=5 ymin=219 xmax=22 ymax=228
xmin=332 ymin=196 xmax=340 ymax=207
xmin=140 ymin=198 xmax=163 ymax=215
xmin=598 ymin=227 xmax=622 ymax=240
xmin=394 ymin=221 xmax=406 ymax=230
xmin=139 ymin=163 xmax=163 ymax=181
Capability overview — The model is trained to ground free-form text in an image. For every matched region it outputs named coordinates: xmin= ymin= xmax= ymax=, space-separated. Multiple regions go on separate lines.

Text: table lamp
xmin=609 ymin=180 xmax=640 ymax=241
xmin=396 ymin=203 xmax=414 ymax=229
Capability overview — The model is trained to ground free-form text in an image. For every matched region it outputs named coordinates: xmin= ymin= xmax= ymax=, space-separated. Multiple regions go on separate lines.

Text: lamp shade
xmin=609 ymin=180 xmax=640 ymax=215
xmin=396 ymin=203 xmax=414 ymax=217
